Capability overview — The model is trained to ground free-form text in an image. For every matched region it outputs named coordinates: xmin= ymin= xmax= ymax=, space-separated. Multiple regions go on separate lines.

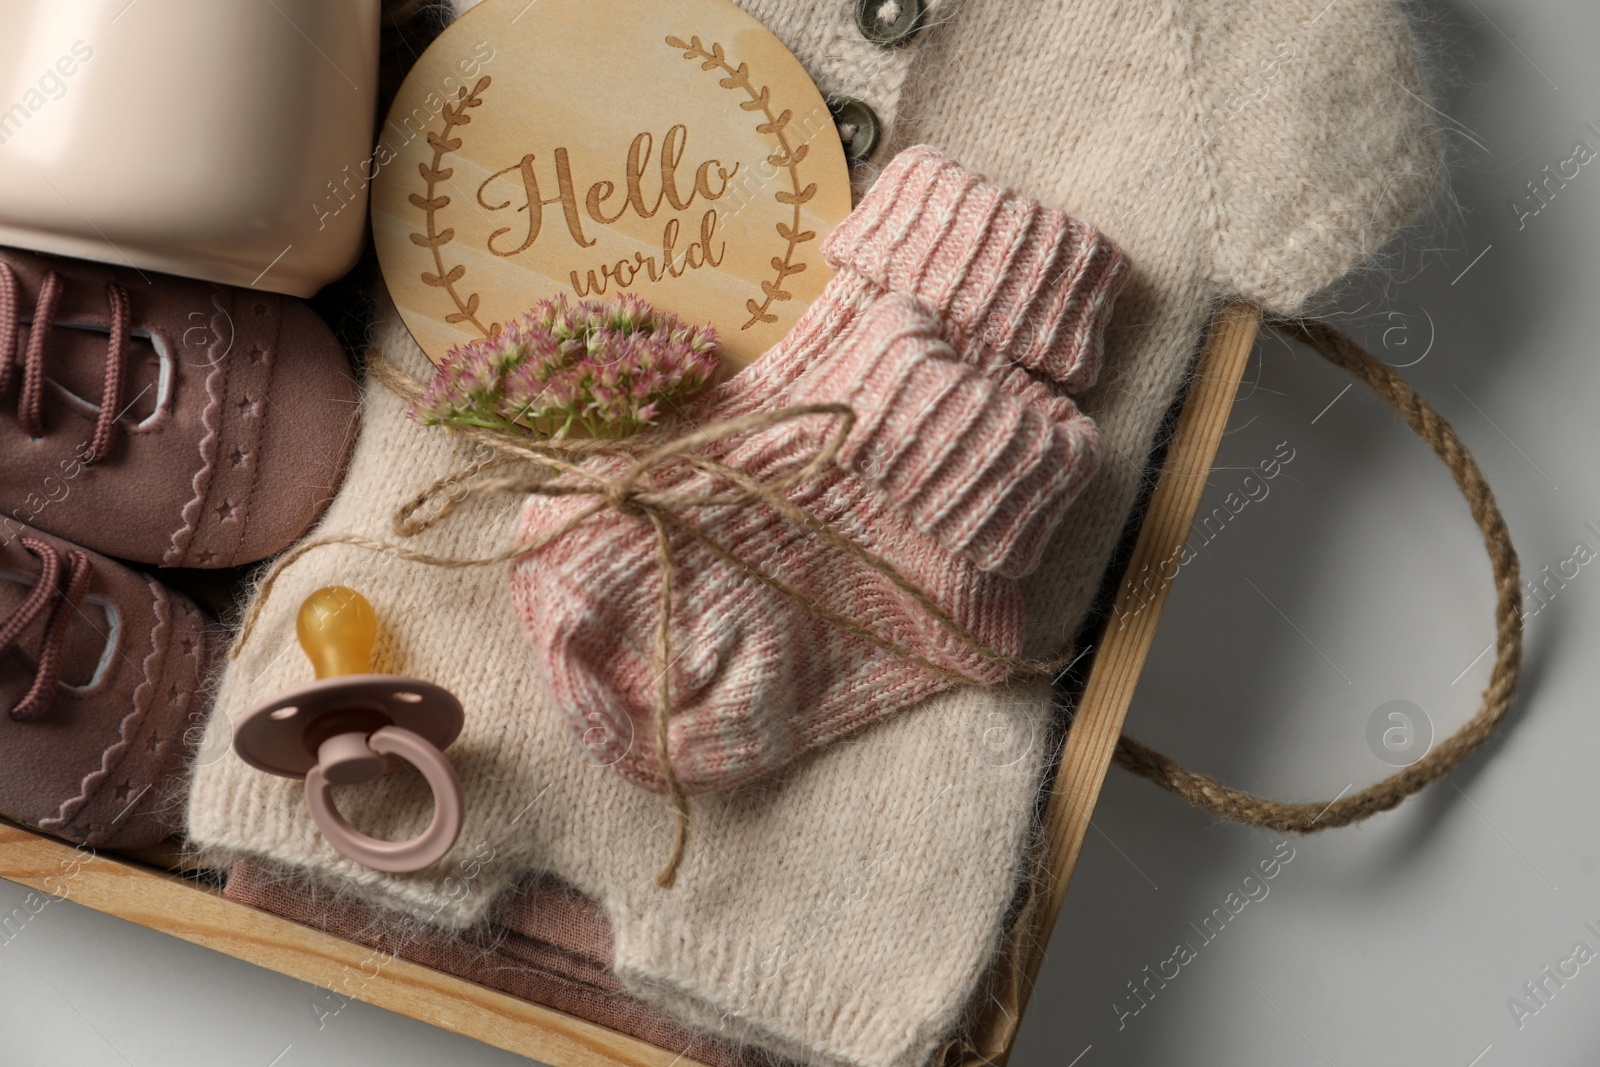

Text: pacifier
xmin=233 ymin=587 xmax=466 ymax=873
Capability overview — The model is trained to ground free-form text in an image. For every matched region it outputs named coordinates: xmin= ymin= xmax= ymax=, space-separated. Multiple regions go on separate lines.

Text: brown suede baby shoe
xmin=0 ymin=246 xmax=359 ymax=568
xmin=0 ymin=522 xmax=219 ymax=848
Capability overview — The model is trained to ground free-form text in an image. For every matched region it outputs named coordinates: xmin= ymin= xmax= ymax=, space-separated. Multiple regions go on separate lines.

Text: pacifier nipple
xmin=298 ymin=586 xmax=378 ymax=679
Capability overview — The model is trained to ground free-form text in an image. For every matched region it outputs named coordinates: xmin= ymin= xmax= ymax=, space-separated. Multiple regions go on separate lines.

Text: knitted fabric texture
xmin=515 ymin=196 xmax=1108 ymax=793
xmin=223 ymin=861 xmax=778 ymax=1067
xmin=823 ymin=146 xmax=1131 ymax=393
xmin=188 ymin=3 xmax=1442 ymax=1066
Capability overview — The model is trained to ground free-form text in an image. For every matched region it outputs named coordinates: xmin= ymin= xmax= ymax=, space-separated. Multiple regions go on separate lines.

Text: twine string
xmin=233 ymin=352 xmax=1072 ymax=887
xmin=1113 ymin=316 xmax=1523 ymax=831
xmin=233 ymin=314 xmax=1519 ymax=883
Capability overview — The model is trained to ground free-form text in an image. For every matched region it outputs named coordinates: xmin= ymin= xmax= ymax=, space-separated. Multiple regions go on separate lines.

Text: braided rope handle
xmin=1113 ymin=316 xmax=1524 ymax=831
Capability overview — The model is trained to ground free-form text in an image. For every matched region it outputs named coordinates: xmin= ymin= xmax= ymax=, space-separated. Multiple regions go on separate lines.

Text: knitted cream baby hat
xmin=188 ymin=2 xmax=1440 ymax=1066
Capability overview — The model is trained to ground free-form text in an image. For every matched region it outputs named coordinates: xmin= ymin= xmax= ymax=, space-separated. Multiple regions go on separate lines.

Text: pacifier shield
xmin=233 ymin=675 xmax=464 ymax=779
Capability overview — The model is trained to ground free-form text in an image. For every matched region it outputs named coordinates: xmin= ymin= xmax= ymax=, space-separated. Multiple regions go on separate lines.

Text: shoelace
xmin=0 ymin=263 xmax=130 ymax=464
xmin=0 ymin=537 xmax=92 ymax=722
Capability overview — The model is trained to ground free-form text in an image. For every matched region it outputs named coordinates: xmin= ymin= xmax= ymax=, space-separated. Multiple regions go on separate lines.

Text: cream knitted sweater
xmin=187 ymin=2 xmax=1440 ymax=1066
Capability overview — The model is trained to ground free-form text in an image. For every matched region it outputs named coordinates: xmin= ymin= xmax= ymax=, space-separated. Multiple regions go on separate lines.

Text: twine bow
xmin=235 ymin=353 xmax=1069 ymax=888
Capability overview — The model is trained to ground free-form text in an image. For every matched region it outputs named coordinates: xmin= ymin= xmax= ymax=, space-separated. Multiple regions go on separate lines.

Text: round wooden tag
xmin=372 ymin=0 xmax=853 ymax=371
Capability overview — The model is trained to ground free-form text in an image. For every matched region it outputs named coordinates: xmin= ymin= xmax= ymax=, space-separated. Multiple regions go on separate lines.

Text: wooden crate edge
xmin=972 ymin=301 xmax=1262 ymax=1065
xmin=0 ymin=822 xmax=710 ymax=1067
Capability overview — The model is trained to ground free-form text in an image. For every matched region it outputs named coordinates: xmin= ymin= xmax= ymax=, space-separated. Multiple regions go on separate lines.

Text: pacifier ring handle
xmin=305 ymin=725 xmax=464 ymax=873
xmin=233 ymin=588 xmax=469 ymax=873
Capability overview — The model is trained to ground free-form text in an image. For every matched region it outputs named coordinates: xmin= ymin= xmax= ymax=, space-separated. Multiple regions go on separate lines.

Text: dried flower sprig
xmin=413 ymin=294 xmax=720 ymax=438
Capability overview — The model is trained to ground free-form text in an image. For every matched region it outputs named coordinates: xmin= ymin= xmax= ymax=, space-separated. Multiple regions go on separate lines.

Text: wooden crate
xmin=0 ymin=301 xmax=1263 ymax=1067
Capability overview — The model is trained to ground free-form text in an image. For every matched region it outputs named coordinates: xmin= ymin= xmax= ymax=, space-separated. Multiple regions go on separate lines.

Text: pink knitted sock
xmin=822 ymin=145 xmax=1131 ymax=395
xmin=798 ymin=145 xmax=1129 ymax=576
xmin=509 ymin=151 xmax=1129 ymax=795
xmin=512 ymin=284 xmax=1032 ymax=794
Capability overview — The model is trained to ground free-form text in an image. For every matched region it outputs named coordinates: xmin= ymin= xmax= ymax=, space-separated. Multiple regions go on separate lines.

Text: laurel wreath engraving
xmin=666 ymin=35 xmax=816 ymax=331
xmin=410 ymin=76 xmax=497 ymax=340
xmin=410 ymin=42 xmax=815 ymax=340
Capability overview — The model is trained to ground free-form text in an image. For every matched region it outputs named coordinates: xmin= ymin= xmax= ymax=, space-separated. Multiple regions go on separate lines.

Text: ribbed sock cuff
xmin=794 ymin=294 xmax=1103 ymax=578
xmin=822 ymin=145 xmax=1132 ymax=392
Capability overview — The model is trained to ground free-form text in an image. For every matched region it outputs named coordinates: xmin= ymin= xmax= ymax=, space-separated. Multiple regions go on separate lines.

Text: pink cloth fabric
xmin=823 ymin=146 xmax=1130 ymax=392
xmin=224 ymin=860 xmax=778 ymax=1067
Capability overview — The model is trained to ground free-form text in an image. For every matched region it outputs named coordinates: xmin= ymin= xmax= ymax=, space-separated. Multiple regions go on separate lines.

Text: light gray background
xmin=3 ymin=0 xmax=1595 ymax=1063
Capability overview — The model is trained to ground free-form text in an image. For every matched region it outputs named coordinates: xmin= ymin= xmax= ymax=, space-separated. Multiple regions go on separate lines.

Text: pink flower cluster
xmin=413 ymin=294 xmax=721 ymax=437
